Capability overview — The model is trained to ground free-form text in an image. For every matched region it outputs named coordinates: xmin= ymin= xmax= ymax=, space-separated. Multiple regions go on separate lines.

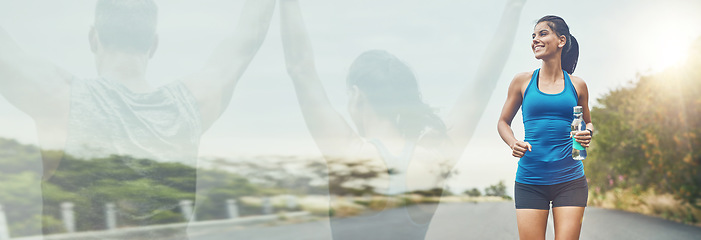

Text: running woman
xmin=497 ymin=15 xmax=594 ymax=240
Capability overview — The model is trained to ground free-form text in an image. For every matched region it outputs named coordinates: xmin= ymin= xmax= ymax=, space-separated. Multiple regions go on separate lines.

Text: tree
xmin=464 ymin=188 xmax=482 ymax=197
xmin=0 ymin=138 xmax=44 ymax=237
xmin=484 ymin=181 xmax=509 ymax=199
xmin=315 ymin=158 xmax=387 ymax=196
xmin=584 ymin=36 xmax=701 ymax=208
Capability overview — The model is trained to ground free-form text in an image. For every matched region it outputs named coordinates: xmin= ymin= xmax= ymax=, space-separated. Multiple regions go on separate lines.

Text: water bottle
xmin=571 ymin=106 xmax=587 ymax=160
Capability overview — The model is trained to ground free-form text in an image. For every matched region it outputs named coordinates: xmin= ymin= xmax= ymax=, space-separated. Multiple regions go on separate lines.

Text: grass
xmin=589 ymin=187 xmax=701 ymax=226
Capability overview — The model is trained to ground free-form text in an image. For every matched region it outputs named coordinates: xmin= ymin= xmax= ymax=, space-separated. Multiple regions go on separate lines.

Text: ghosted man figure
xmin=0 ymin=0 xmax=275 ymax=239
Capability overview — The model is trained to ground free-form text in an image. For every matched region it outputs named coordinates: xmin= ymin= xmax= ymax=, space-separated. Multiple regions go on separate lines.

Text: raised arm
xmin=280 ymin=0 xmax=362 ymax=158
xmin=444 ymin=0 xmax=526 ymax=152
xmin=182 ymin=0 xmax=276 ymax=131
xmin=0 ymin=26 xmax=72 ymax=119
xmin=0 ymin=26 xmax=73 ymax=179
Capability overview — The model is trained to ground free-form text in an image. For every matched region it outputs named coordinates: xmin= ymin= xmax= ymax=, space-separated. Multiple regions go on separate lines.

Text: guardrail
xmin=0 ymin=195 xmax=304 ymax=240
xmin=12 ymin=211 xmax=310 ymax=240
xmin=0 ymin=205 xmax=9 ymax=240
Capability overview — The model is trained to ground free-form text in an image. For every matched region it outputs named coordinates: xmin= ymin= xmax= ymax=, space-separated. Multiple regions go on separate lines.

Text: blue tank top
xmin=516 ymin=69 xmax=584 ymax=185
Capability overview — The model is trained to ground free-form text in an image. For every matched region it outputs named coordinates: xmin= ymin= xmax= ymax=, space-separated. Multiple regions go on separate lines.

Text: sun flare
xmin=653 ymin=42 xmax=690 ymax=72
xmin=644 ymin=32 xmax=695 ymax=73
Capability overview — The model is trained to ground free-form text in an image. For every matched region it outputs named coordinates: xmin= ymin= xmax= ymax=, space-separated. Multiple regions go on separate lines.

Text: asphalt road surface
xmin=189 ymin=202 xmax=701 ymax=240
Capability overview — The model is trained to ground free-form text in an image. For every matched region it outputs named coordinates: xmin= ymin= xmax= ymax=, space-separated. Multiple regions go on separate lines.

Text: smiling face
xmin=531 ymin=22 xmax=566 ymax=60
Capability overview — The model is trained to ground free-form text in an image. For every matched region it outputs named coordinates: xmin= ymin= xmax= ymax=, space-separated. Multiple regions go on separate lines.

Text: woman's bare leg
xmin=552 ymin=206 xmax=585 ymax=240
xmin=516 ymin=209 xmax=549 ymax=240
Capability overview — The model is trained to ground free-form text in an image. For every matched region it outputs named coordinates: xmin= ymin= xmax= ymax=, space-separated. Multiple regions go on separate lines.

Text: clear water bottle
xmin=571 ymin=106 xmax=587 ymax=160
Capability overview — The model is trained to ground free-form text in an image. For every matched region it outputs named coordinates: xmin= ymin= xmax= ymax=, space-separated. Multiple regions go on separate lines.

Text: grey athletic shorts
xmin=514 ymin=175 xmax=588 ymax=210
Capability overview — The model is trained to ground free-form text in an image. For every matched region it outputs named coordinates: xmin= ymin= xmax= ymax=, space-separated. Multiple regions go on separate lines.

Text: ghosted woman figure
xmin=280 ymin=0 xmax=525 ymax=239
xmin=497 ymin=15 xmax=593 ymax=240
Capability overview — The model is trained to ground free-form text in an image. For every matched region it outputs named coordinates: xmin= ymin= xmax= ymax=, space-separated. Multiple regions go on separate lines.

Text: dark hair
xmin=95 ymin=0 xmax=158 ymax=53
xmin=346 ymin=50 xmax=446 ymax=138
xmin=537 ymin=15 xmax=579 ymax=74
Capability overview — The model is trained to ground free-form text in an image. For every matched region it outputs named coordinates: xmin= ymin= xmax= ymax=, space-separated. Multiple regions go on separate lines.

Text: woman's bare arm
xmin=182 ymin=0 xmax=276 ymax=131
xmin=445 ymin=0 xmax=526 ymax=155
xmin=498 ymin=72 xmax=532 ymax=157
xmin=280 ymin=0 xmax=363 ymax=158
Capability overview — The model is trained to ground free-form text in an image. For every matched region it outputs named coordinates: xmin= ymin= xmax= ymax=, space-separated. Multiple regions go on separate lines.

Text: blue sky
xmin=1 ymin=0 xmax=700 ymax=192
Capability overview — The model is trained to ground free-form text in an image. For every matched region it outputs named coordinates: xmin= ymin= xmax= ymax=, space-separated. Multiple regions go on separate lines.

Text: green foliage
xmin=464 ymin=188 xmax=482 ymax=197
xmin=307 ymin=158 xmax=386 ymax=196
xmin=0 ymin=172 xmax=43 ymax=237
xmin=0 ymin=138 xmax=267 ymax=237
xmin=0 ymin=139 xmax=44 ymax=237
xmin=0 ymin=139 xmax=42 ymax=174
xmin=206 ymin=157 xmax=318 ymax=195
xmin=586 ymin=37 xmax=701 ymax=208
xmin=193 ymin=169 xmax=260 ymax=221
xmin=411 ymin=187 xmax=447 ymax=197
xmin=484 ymin=181 xmax=509 ymax=199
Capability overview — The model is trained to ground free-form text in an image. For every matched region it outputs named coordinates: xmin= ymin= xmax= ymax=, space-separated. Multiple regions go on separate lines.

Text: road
xmin=189 ymin=202 xmax=701 ymax=240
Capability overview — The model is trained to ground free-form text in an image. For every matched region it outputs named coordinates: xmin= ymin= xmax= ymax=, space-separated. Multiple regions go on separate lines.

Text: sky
xmin=1 ymin=0 xmax=700 ymax=194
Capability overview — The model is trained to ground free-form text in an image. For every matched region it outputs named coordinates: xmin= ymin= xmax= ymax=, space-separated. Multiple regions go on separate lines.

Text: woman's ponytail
xmin=563 ymin=34 xmax=579 ymax=74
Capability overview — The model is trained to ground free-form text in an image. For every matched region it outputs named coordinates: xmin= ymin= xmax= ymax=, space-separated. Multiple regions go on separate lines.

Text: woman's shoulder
xmin=507 ymin=71 xmax=535 ymax=90
xmin=567 ymin=73 xmax=589 ymax=99
xmin=513 ymin=71 xmax=534 ymax=82
xmin=568 ymin=74 xmax=588 ymax=89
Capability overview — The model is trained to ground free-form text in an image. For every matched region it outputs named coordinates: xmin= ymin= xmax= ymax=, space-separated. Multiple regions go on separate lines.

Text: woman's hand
xmin=511 ymin=141 xmax=532 ymax=158
xmin=572 ymin=130 xmax=592 ymax=147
